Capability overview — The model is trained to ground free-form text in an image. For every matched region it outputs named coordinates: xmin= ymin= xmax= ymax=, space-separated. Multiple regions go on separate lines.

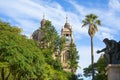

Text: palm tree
xmin=82 ymin=14 xmax=101 ymax=80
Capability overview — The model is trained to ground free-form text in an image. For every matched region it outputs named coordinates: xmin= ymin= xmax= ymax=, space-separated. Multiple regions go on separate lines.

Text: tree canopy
xmin=83 ymin=54 xmax=107 ymax=80
xmin=0 ymin=20 xmax=45 ymax=79
xmin=82 ymin=13 xmax=101 ymax=37
xmin=0 ymin=19 xmax=78 ymax=80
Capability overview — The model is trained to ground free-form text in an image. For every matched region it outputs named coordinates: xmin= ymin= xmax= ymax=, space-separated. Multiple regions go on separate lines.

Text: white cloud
xmin=97 ymin=32 xmax=114 ymax=41
xmin=96 ymin=26 xmax=117 ymax=40
xmin=109 ymin=0 xmax=120 ymax=12
xmin=0 ymin=0 xmax=120 ymax=39
xmin=68 ymin=0 xmax=120 ymax=41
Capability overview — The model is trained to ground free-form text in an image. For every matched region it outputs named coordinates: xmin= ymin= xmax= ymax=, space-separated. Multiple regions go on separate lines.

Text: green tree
xmin=39 ymin=20 xmax=64 ymax=70
xmin=0 ymin=19 xmax=78 ymax=80
xmin=40 ymin=20 xmax=59 ymax=49
xmin=83 ymin=54 xmax=107 ymax=80
xmin=0 ymin=20 xmax=45 ymax=79
xmin=38 ymin=20 xmax=76 ymax=80
xmin=82 ymin=14 xmax=101 ymax=80
xmin=95 ymin=54 xmax=107 ymax=80
xmin=69 ymin=43 xmax=79 ymax=80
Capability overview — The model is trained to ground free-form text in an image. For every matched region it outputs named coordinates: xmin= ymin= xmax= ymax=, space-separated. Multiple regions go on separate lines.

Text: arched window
xmin=63 ymin=50 xmax=71 ymax=62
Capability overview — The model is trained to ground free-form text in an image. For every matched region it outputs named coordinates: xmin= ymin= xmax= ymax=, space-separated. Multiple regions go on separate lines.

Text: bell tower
xmin=61 ymin=17 xmax=74 ymax=72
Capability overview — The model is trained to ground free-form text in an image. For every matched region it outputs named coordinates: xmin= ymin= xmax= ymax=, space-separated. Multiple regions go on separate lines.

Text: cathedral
xmin=31 ymin=16 xmax=75 ymax=72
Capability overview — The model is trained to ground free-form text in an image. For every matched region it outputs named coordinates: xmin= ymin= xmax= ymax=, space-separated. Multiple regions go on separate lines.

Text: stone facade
xmin=61 ymin=17 xmax=74 ymax=72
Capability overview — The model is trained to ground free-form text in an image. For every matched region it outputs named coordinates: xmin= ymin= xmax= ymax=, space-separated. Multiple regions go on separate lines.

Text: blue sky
xmin=0 ymin=0 xmax=120 ymax=79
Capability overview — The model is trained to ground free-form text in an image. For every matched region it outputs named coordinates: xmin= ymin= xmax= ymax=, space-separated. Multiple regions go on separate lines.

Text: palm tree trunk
xmin=91 ymin=36 xmax=94 ymax=80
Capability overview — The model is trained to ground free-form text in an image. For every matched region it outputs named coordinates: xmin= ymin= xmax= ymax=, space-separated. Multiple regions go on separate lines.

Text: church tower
xmin=61 ymin=17 xmax=74 ymax=72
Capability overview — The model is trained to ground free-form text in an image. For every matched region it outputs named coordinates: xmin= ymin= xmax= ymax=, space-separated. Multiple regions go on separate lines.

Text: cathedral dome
xmin=32 ymin=29 xmax=44 ymax=42
xmin=32 ymin=15 xmax=46 ymax=42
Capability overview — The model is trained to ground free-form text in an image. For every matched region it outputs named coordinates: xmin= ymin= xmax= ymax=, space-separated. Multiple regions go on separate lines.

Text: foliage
xmin=40 ymin=20 xmax=59 ymax=49
xmin=38 ymin=20 xmax=78 ymax=79
xmin=82 ymin=13 xmax=101 ymax=37
xmin=0 ymin=20 xmax=45 ymax=79
xmin=0 ymin=19 xmax=78 ymax=80
xmin=69 ymin=44 xmax=79 ymax=73
xmin=83 ymin=54 xmax=107 ymax=80
xmin=82 ymin=13 xmax=101 ymax=80
xmin=39 ymin=20 xmax=64 ymax=71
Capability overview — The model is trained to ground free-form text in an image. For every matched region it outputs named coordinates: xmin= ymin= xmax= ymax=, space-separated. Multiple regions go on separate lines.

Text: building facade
xmin=61 ymin=17 xmax=74 ymax=72
xmin=31 ymin=16 xmax=75 ymax=72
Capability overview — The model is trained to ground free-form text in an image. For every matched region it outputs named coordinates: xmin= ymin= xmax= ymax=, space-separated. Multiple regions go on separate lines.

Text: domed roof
xmin=64 ymin=17 xmax=70 ymax=29
xmin=32 ymin=29 xmax=44 ymax=42
xmin=64 ymin=22 xmax=70 ymax=28
xmin=41 ymin=18 xmax=46 ymax=24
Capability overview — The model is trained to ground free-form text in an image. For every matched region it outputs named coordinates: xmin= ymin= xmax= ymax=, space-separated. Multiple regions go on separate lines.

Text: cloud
xmin=0 ymin=0 xmax=120 ymax=39
xmin=109 ymin=0 xmax=120 ymax=12
xmin=96 ymin=26 xmax=118 ymax=40
xmin=0 ymin=0 xmax=87 ymax=39
xmin=0 ymin=0 xmax=65 ymax=35
xmin=68 ymin=0 xmax=120 ymax=41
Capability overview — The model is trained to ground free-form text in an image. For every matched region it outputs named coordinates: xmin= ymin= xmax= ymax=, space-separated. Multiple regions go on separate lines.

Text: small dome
xmin=64 ymin=16 xmax=70 ymax=28
xmin=64 ymin=22 xmax=70 ymax=28
xmin=41 ymin=19 xmax=46 ymax=27
xmin=41 ymin=15 xmax=46 ymax=28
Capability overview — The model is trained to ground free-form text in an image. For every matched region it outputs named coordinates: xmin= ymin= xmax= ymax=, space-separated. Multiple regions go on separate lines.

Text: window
xmin=64 ymin=50 xmax=71 ymax=62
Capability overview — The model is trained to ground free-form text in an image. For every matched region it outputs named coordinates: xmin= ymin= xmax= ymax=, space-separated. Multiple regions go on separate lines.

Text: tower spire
xmin=43 ymin=14 xmax=45 ymax=19
xmin=66 ymin=15 xmax=68 ymax=23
